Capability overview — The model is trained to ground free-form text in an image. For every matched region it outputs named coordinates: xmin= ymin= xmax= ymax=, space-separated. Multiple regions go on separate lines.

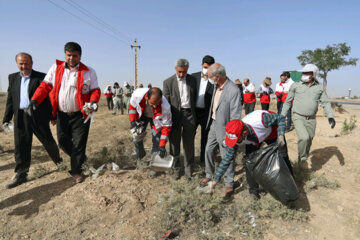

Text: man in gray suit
xmin=201 ymin=63 xmax=242 ymax=196
xmin=163 ymin=59 xmax=197 ymax=179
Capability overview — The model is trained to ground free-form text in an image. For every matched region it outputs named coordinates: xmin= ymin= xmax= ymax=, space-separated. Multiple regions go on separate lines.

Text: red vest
xmin=128 ymin=90 xmax=172 ymax=147
xmin=243 ymin=93 xmax=256 ymax=104
xmin=32 ymin=60 xmax=101 ymax=118
xmin=260 ymin=94 xmax=270 ymax=103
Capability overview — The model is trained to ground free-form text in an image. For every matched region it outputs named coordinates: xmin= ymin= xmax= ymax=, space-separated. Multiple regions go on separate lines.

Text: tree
xmin=297 ymin=42 xmax=358 ymax=89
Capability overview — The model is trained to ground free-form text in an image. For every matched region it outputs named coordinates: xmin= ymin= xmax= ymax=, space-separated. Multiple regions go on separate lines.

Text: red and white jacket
xmin=104 ymin=88 xmax=113 ymax=98
xmin=241 ymin=110 xmax=278 ymax=145
xmin=128 ymin=88 xmax=172 ymax=148
xmin=258 ymin=84 xmax=273 ymax=103
xmin=243 ymin=82 xmax=256 ymax=104
xmin=32 ymin=60 xmax=101 ymax=118
xmin=275 ymin=78 xmax=294 ymax=102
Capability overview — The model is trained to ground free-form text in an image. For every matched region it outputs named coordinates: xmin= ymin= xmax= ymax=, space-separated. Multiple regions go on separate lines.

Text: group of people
xmin=128 ymin=55 xmax=336 ymax=199
xmin=3 ymin=46 xmax=336 ymax=202
xmin=103 ymin=82 xmax=153 ymax=115
xmin=3 ymin=42 xmax=100 ymax=188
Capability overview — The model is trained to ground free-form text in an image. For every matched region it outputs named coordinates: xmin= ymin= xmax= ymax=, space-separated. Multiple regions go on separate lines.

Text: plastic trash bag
xmin=244 ymin=142 xmax=299 ymax=203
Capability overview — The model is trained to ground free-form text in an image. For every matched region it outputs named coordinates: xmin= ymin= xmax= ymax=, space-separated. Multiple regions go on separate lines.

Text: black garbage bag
xmin=245 ymin=142 xmax=299 ymax=203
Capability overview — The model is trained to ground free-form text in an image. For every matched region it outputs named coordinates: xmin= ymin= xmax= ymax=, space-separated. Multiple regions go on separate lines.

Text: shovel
xmin=147 ymin=152 xmax=174 ymax=172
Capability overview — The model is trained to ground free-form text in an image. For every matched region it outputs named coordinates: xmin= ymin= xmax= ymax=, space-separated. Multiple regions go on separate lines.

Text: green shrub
xmin=342 ymin=115 xmax=357 ymax=134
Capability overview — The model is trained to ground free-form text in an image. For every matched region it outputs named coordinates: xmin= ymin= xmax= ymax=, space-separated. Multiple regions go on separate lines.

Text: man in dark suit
xmin=191 ymin=55 xmax=215 ymax=163
xmin=2 ymin=52 xmax=62 ymax=188
xmin=163 ymin=58 xmax=197 ymax=179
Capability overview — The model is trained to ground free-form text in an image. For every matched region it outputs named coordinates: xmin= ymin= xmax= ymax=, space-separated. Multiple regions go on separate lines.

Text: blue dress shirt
xmin=19 ymin=72 xmax=31 ymax=109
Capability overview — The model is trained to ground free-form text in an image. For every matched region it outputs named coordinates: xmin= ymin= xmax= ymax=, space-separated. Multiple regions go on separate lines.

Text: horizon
xmin=0 ymin=0 xmax=359 ymax=96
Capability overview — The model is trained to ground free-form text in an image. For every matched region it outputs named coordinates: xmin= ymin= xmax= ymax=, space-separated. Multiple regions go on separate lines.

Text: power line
xmin=63 ymin=0 xmax=133 ymax=42
xmin=47 ymin=0 xmax=130 ymax=45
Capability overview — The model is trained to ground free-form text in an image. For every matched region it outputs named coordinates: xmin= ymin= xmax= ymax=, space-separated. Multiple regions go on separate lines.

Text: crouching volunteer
xmin=210 ymin=110 xmax=293 ymax=200
xmin=31 ymin=42 xmax=100 ymax=184
xmin=128 ymin=87 xmax=172 ymax=168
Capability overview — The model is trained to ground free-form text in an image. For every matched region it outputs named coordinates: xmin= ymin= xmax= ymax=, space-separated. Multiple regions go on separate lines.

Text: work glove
xmin=2 ymin=122 xmax=13 ymax=132
xmin=90 ymin=101 xmax=98 ymax=112
xmin=25 ymin=100 xmax=37 ymax=117
xmin=158 ymin=146 xmax=167 ymax=158
xmin=130 ymin=121 xmax=138 ymax=129
xmin=277 ymin=135 xmax=286 ymax=148
xmin=328 ymin=118 xmax=336 ymax=129
xmin=82 ymin=102 xmax=97 ymax=115
xmin=130 ymin=121 xmax=146 ymax=142
xmin=277 ymin=93 xmax=283 ymax=98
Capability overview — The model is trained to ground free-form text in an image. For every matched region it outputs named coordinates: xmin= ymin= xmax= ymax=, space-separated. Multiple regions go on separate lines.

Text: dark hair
xmin=64 ymin=42 xmax=82 ymax=55
xmin=281 ymin=72 xmax=290 ymax=78
xmin=202 ymin=55 xmax=215 ymax=65
xmin=147 ymin=87 xmax=162 ymax=100
xmin=114 ymin=82 xmax=119 ymax=86
xmin=15 ymin=52 xmax=33 ymax=63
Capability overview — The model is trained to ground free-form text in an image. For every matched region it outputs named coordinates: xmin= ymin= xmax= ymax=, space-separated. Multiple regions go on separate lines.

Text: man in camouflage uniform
xmin=281 ymin=64 xmax=335 ymax=170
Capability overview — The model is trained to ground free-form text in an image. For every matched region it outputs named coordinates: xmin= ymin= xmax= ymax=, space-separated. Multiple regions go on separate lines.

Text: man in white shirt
xmin=32 ymin=42 xmax=101 ymax=183
xmin=163 ymin=59 xmax=197 ymax=179
xmin=275 ymin=72 xmax=294 ymax=131
xmin=191 ymin=55 xmax=215 ymax=163
xmin=243 ymin=78 xmax=256 ymax=115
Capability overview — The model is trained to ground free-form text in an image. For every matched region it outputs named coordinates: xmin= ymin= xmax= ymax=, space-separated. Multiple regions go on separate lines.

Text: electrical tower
xmin=131 ymin=39 xmax=141 ymax=88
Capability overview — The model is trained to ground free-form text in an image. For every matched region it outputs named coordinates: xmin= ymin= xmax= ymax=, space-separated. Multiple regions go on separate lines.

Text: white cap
xmin=124 ymin=82 xmax=129 ymax=87
xmin=298 ymin=64 xmax=319 ymax=78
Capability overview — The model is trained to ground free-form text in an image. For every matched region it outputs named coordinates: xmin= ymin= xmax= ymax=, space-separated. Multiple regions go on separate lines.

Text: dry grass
xmin=152 ymin=176 xmax=309 ymax=239
xmin=304 ymin=173 xmax=341 ymax=191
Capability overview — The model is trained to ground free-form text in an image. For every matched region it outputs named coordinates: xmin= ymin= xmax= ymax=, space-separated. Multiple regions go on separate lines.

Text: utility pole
xmin=131 ymin=39 xmax=141 ymax=88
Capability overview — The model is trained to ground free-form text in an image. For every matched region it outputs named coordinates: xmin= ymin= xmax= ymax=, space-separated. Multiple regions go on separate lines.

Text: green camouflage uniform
xmin=112 ymin=87 xmax=124 ymax=114
xmin=281 ymin=80 xmax=334 ymax=163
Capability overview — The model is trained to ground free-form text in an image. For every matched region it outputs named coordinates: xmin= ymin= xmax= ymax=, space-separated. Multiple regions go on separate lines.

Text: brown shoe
xmin=200 ymin=178 xmax=210 ymax=186
xmin=72 ymin=174 xmax=84 ymax=184
xmin=224 ymin=187 xmax=234 ymax=197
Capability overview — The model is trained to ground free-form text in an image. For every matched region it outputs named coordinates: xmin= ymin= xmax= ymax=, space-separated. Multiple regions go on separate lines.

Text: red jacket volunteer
xmin=243 ymin=82 xmax=256 ymax=104
xmin=128 ymin=88 xmax=172 ymax=148
xmin=32 ymin=60 xmax=101 ymax=117
xmin=275 ymin=78 xmax=294 ymax=103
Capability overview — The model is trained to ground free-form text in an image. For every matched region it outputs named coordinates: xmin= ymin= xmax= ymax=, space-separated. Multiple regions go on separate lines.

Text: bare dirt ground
xmin=0 ymin=94 xmax=359 ymax=240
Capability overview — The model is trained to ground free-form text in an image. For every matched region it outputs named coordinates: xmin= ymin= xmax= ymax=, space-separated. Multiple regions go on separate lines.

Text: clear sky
xmin=0 ymin=0 xmax=359 ymax=97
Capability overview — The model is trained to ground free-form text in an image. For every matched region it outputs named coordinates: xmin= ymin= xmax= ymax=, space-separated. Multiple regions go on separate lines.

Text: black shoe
xmin=170 ymin=168 xmax=181 ymax=180
xmin=138 ymin=151 xmax=146 ymax=160
xmin=184 ymin=167 xmax=193 ymax=179
xmin=6 ymin=175 xmax=27 ymax=189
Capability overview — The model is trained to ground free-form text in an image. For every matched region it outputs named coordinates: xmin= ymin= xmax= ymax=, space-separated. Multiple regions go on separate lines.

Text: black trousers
xmin=261 ymin=103 xmax=269 ymax=110
xmin=170 ymin=108 xmax=196 ymax=172
xmin=244 ymin=137 xmax=293 ymax=195
xmin=195 ymin=108 xmax=209 ymax=163
xmin=106 ymin=97 xmax=114 ymax=110
xmin=14 ymin=110 xmax=61 ymax=176
xmin=244 ymin=102 xmax=256 ymax=115
xmin=57 ymin=111 xmax=90 ymax=175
